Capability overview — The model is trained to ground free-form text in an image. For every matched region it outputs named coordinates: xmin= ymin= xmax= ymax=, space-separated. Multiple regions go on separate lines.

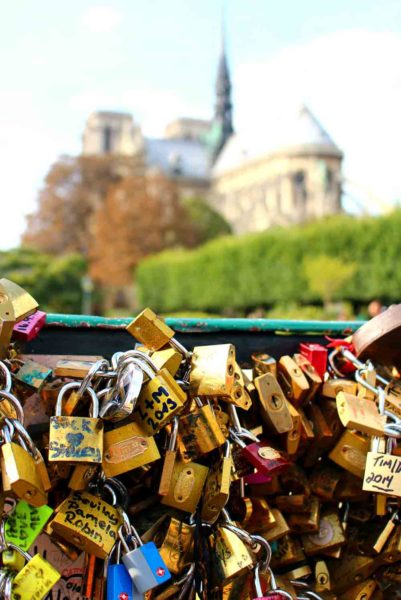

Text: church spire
xmin=213 ymin=14 xmax=234 ymax=160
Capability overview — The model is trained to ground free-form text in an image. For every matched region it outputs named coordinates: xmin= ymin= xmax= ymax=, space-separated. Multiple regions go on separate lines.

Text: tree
xmin=182 ymin=196 xmax=232 ymax=244
xmin=23 ymin=154 xmax=143 ymax=255
xmin=303 ymin=255 xmax=356 ymax=307
xmin=89 ymin=171 xmax=194 ymax=289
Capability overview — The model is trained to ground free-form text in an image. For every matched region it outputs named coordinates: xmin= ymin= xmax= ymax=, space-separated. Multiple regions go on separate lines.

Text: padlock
xmin=230 ymin=429 xmax=290 ymax=479
xmin=68 ymin=463 xmax=98 ymax=490
xmin=245 ymin=498 xmax=276 ymax=535
xmin=301 ymin=509 xmax=346 ymax=556
xmin=211 ymin=519 xmax=255 ymax=586
xmin=201 ymin=440 xmax=233 ymax=523
xmin=1 ymin=420 xmax=47 ymax=507
xmin=0 ymin=278 xmax=38 ymax=321
xmin=161 ymin=459 xmax=209 ymax=513
xmin=119 ymin=519 xmax=172 ymax=593
xmin=12 ymin=417 xmax=51 ymax=492
xmin=0 ymin=281 xmax=16 ymax=358
xmin=257 ymin=566 xmax=293 ymax=600
xmin=4 ymin=500 xmax=53 ymax=551
xmin=50 ymin=490 xmax=123 ymax=558
xmin=299 ymin=342 xmax=327 ymax=379
xmin=13 ymin=358 xmax=52 ymax=391
xmin=126 ymin=307 xmax=190 ymax=358
xmin=107 ymin=540 xmax=134 ymax=600
xmin=159 ymin=517 xmax=195 ymax=574
xmin=260 ymin=509 xmax=290 ymax=542
xmin=225 ymin=362 xmax=252 ymax=410
xmin=322 ymin=378 xmax=357 ymax=398
xmin=49 ymin=383 xmax=103 ymax=463
xmin=54 ymin=357 xmax=104 ymax=378
xmin=145 ymin=347 xmax=183 ymax=377
xmin=133 ymin=357 xmax=186 ymax=435
xmin=100 ymin=355 xmax=144 ymax=421
xmin=178 ymin=397 xmax=225 ymax=461
xmin=270 ymin=534 xmax=306 ymax=569
xmin=103 ymin=421 xmax=160 ymax=478
xmin=12 ymin=310 xmax=46 ymax=342
xmin=302 ymin=404 xmax=334 ymax=467
xmin=336 ymin=392 xmax=386 ymax=436
xmin=252 ymin=352 xmax=277 ymax=377
xmin=8 ymin=544 xmax=60 ymax=600
xmin=281 ymin=401 xmax=301 ymax=455
xmin=159 ymin=417 xmax=179 ymax=496
xmin=293 ymin=352 xmax=322 ymax=400
xmin=277 ymin=356 xmax=310 ymax=407
xmin=254 ymin=373 xmax=293 ymax=434
xmin=189 ymin=343 xmax=236 ymax=398
xmin=287 ymin=495 xmax=320 ymax=534
xmin=329 ymin=429 xmax=369 ymax=478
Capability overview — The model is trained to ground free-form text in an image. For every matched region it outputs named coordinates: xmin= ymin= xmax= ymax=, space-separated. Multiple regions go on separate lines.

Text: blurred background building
xmin=82 ymin=32 xmax=343 ymax=236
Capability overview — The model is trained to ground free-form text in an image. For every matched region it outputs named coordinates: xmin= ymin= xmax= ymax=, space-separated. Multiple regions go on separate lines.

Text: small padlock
xmin=159 ymin=417 xmax=179 ymax=496
xmin=161 ymin=458 xmax=209 ymax=513
xmin=49 ymin=383 xmax=103 ymax=463
xmin=159 ymin=516 xmax=195 ymax=574
xmin=178 ymin=397 xmax=225 ymax=461
xmin=12 ymin=310 xmax=46 ymax=342
xmin=230 ymin=428 xmax=290 ymax=478
xmin=107 ymin=540 xmax=134 ymax=600
xmin=8 ymin=543 xmax=60 ymax=600
xmin=133 ymin=357 xmax=186 ymax=435
xmin=254 ymin=373 xmax=293 ymax=434
xmin=277 ymin=356 xmax=310 ymax=407
xmin=100 ymin=355 xmax=144 ymax=422
xmin=1 ymin=419 xmax=47 ymax=507
xmin=119 ymin=518 xmax=172 ymax=593
xmin=211 ymin=519 xmax=255 ymax=585
xmin=103 ymin=421 xmax=160 ymax=478
xmin=126 ymin=307 xmax=190 ymax=358
xmin=189 ymin=343 xmax=236 ymax=398
xmin=201 ymin=440 xmax=233 ymax=523
xmin=5 ymin=500 xmax=53 ymax=551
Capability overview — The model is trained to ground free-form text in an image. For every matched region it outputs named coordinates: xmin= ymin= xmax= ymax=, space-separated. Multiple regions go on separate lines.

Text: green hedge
xmin=136 ymin=212 xmax=401 ymax=313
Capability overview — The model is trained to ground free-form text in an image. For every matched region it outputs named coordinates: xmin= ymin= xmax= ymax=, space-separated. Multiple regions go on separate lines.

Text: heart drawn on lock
xmin=66 ymin=432 xmax=84 ymax=447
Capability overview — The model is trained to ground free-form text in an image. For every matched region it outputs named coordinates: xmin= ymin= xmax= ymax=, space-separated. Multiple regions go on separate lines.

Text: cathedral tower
xmin=212 ymin=26 xmax=234 ymax=160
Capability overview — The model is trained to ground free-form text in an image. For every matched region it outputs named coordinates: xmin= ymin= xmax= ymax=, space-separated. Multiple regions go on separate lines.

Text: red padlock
xmin=299 ymin=342 xmax=327 ymax=379
xmin=231 ymin=430 xmax=290 ymax=478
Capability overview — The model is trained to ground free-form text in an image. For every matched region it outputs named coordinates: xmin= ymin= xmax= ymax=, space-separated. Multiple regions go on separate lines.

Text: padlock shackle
xmin=6 ymin=542 xmax=32 ymax=562
xmin=0 ymin=390 xmax=24 ymax=424
xmin=168 ymin=417 xmax=179 ymax=451
xmin=56 ymin=381 xmax=99 ymax=417
xmin=8 ymin=418 xmax=37 ymax=459
xmin=77 ymin=358 xmax=110 ymax=399
xmin=0 ymin=361 xmax=11 ymax=393
xmin=117 ymin=350 xmax=158 ymax=374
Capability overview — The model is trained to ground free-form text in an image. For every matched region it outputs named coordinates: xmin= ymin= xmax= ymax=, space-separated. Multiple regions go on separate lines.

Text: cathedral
xmin=82 ymin=38 xmax=343 ymax=235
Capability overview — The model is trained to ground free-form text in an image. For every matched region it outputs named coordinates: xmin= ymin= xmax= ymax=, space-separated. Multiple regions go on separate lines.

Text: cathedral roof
xmin=213 ymin=105 xmax=342 ymax=177
xmin=145 ymin=138 xmax=210 ymax=181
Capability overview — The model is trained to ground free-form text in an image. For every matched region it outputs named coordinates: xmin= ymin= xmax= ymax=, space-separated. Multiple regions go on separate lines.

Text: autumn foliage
xmin=23 ymin=155 xmax=195 ymax=290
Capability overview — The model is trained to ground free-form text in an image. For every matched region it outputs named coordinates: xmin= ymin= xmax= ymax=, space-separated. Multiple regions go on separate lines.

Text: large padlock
xmin=120 ymin=520 xmax=172 ymax=593
xmin=50 ymin=490 xmax=123 ymax=559
xmin=107 ymin=540 xmax=134 ymax=600
xmin=159 ymin=516 xmax=195 ymax=575
xmin=49 ymin=383 xmax=103 ymax=463
xmin=1 ymin=419 xmax=47 ymax=507
xmin=189 ymin=343 xmax=236 ymax=398
xmin=133 ymin=356 xmax=186 ymax=435
xmin=126 ymin=307 xmax=190 ymax=358
xmin=178 ymin=397 xmax=225 ymax=461
xmin=103 ymin=421 xmax=160 ymax=478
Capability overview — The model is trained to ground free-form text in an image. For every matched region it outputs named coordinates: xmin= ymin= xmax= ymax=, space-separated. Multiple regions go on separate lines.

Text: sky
xmin=2 ymin=0 xmax=401 ymax=249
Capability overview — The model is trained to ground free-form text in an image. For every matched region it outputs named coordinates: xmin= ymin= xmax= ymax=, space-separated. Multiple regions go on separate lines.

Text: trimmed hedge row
xmin=136 ymin=212 xmax=401 ymax=313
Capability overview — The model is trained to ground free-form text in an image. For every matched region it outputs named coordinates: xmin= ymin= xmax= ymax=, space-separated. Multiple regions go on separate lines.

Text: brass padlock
xmin=126 ymin=307 xmax=189 ymax=357
xmin=254 ymin=372 xmax=293 ymax=434
xmin=13 ymin=358 xmax=52 ymax=391
xmin=159 ymin=517 xmax=195 ymax=574
xmin=261 ymin=509 xmax=290 ymax=541
xmin=277 ymin=355 xmax=310 ymax=407
xmin=161 ymin=459 xmax=209 ymax=513
xmin=293 ymin=352 xmax=322 ymax=400
xmin=159 ymin=417 xmax=179 ymax=496
xmin=1 ymin=419 xmax=47 ymax=507
xmin=302 ymin=510 xmax=346 ymax=556
xmin=102 ymin=421 xmax=160 ymax=478
xmin=322 ymin=378 xmax=357 ymax=398
xmin=68 ymin=464 xmax=98 ymax=490
xmin=329 ymin=429 xmax=369 ymax=478
xmin=134 ymin=357 xmax=186 ymax=435
xmin=189 ymin=344 xmax=236 ymax=398
xmin=271 ymin=534 xmax=306 ymax=569
xmin=252 ymin=352 xmax=277 ymax=377
xmin=0 ymin=283 xmax=15 ymax=358
xmin=336 ymin=392 xmax=386 ymax=436
xmin=201 ymin=441 xmax=233 ymax=523
xmin=50 ymin=490 xmax=123 ymax=559
xmin=49 ymin=384 xmax=103 ymax=464
xmin=178 ymin=397 xmax=225 ymax=461
xmin=211 ymin=522 xmax=254 ymax=586
xmin=288 ymin=495 xmax=320 ymax=534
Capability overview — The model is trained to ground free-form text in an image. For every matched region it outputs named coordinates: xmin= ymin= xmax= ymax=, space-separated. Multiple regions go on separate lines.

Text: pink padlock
xmin=13 ymin=310 xmax=46 ymax=342
xmin=244 ymin=471 xmax=272 ymax=485
xmin=241 ymin=437 xmax=290 ymax=478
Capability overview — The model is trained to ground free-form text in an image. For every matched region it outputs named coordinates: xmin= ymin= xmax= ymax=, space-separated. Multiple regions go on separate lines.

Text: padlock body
xmin=201 ymin=453 xmax=232 ymax=522
xmin=159 ymin=518 xmax=194 ymax=574
xmin=161 ymin=460 xmax=209 ymax=513
xmin=126 ymin=307 xmax=174 ymax=350
xmin=241 ymin=440 xmax=290 ymax=477
xmin=13 ymin=309 xmax=46 ymax=341
xmin=107 ymin=563 xmax=133 ymax=600
xmin=1 ymin=442 xmax=47 ymax=507
xmin=103 ymin=422 xmax=160 ymax=478
xmin=49 ymin=415 xmax=103 ymax=463
xmin=211 ymin=526 xmax=254 ymax=585
xmin=5 ymin=500 xmax=53 ymax=550
xmin=178 ymin=404 xmax=225 ymax=461
xmin=134 ymin=369 xmax=186 ymax=434
xmin=189 ymin=344 xmax=236 ymax=397
xmin=50 ymin=491 xmax=122 ymax=558
xmin=12 ymin=553 xmax=60 ymax=600
xmin=122 ymin=541 xmax=171 ymax=593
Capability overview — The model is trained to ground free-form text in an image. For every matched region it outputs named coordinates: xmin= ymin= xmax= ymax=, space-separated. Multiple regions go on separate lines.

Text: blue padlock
xmin=107 ymin=540 xmax=134 ymax=600
xmin=119 ymin=522 xmax=171 ymax=594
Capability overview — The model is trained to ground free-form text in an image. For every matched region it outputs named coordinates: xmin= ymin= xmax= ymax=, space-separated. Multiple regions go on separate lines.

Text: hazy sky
xmin=2 ymin=0 xmax=401 ymax=249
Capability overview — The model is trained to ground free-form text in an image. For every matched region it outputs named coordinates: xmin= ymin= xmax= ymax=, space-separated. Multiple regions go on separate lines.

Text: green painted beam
xmin=46 ymin=314 xmax=364 ymax=336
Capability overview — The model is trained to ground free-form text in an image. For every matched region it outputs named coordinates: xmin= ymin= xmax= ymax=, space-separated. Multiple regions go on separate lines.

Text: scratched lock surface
xmin=48 ymin=416 xmax=103 ymax=463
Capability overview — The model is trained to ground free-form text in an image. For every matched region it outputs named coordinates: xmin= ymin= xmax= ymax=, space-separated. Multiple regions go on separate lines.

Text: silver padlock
xmin=119 ymin=516 xmax=171 ymax=593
